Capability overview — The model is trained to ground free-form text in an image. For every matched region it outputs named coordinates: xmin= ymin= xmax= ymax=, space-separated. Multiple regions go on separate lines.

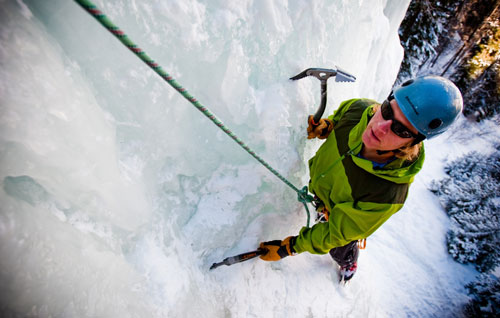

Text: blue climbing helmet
xmin=392 ymin=75 xmax=463 ymax=140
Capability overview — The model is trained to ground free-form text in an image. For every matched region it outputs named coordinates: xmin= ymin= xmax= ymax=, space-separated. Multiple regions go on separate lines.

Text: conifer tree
xmin=398 ymin=0 xmax=462 ymax=80
xmin=430 ymin=145 xmax=500 ymax=272
xmin=464 ymin=273 xmax=500 ymax=318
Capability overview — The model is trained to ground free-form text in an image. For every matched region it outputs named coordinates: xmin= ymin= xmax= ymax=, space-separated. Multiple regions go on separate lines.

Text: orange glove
xmin=259 ymin=236 xmax=297 ymax=261
xmin=307 ymin=115 xmax=334 ymax=139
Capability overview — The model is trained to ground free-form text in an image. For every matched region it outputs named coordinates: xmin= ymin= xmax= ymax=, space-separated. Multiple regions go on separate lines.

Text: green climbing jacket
xmin=293 ymin=98 xmax=425 ymax=254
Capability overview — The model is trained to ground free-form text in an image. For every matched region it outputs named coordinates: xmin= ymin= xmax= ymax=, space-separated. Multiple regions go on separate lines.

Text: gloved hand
xmin=307 ymin=115 xmax=334 ymax=139
xmin=259 ymin=236 xmax=297 ymax=261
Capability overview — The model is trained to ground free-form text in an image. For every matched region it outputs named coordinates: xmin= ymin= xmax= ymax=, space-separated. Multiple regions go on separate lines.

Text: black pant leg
xmin=329 ymin=240 xmax=359 ymax=267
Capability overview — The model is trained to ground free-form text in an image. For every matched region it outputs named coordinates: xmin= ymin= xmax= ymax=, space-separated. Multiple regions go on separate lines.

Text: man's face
xmin=362 ymin=99 xmax=419 ymax=151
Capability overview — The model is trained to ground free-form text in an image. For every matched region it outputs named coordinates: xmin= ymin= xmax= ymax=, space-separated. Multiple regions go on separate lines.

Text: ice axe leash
xmin=210 ymin=249 xmax=266 ymax=270
xmin=290 ymin=67 xmax=356 ymax=129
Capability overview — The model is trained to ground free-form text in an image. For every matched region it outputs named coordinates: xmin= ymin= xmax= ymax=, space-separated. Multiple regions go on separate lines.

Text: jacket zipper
xmin=318 ymin=142 xmax=362 ymax=180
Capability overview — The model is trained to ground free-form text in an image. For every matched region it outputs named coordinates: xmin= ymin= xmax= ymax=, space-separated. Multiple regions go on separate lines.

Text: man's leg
xmin=329 ymin=241 xmax=359 ymax=282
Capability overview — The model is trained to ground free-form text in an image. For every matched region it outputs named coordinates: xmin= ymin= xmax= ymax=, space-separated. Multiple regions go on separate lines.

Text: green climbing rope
xmin=74 ymin=0 xmax=314 ymax=226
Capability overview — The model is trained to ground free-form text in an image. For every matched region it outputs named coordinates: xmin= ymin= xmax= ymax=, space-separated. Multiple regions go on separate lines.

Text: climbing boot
xmin=339 ymin=262 xmax=357 ymax=283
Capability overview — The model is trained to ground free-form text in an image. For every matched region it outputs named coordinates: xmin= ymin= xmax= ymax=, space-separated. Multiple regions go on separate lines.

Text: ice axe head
xmin=290 ymin=67 xmax=356 ymax=123
xmin=289 ymin=67 xmax=356 ymax=83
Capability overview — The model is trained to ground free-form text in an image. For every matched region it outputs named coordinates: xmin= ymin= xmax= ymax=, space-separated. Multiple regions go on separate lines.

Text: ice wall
xmin=0 ymin=0 xmax=410 ymax=316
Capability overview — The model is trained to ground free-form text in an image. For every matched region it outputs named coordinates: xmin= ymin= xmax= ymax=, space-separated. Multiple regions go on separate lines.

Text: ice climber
xmin=258 ymin=75 xmax=464 ymax=282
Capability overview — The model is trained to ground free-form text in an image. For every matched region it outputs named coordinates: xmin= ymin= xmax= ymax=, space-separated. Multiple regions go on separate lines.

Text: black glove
xmin=259 ymin=236 xmax=297 ymax=261
xmin=307 ymin=115 xmax=334 ymax=139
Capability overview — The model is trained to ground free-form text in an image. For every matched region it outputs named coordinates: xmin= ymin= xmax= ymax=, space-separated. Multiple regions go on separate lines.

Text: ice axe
xmin=209 ymin=248 xmax=266 ymax=270
xmin=290 ymin=67 xmax=356 ymax=125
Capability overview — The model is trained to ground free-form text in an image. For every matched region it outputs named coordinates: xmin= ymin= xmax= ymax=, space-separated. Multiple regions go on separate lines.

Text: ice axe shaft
xmin=290 ymin=67 xmax=356 ymax=123
xmin=209 ymin=248 xmax=266 ymax=270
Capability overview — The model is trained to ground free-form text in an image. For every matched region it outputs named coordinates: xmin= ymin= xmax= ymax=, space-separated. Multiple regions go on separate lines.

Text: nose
xmin=379 ymin=119 xmax=392 ymax=135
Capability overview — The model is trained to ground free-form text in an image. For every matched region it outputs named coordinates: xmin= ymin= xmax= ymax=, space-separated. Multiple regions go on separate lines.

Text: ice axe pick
xmin=290 ymin=67 xmax=356 ymax=125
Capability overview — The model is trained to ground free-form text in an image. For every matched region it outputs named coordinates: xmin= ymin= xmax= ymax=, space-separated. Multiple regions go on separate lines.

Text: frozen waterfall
xmin=0 ymin=1 xmax=475 ymax=317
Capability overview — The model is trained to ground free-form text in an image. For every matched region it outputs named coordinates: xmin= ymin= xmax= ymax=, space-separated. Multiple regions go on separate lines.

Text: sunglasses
xmin=380 ymin=100 xmax=418 ymax=139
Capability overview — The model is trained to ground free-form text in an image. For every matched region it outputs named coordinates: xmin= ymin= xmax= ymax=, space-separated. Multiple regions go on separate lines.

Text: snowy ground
xmin=1 ymin=0 xmax=495 ymax=317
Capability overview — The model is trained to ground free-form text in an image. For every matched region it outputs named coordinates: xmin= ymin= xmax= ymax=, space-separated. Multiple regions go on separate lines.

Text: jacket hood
xmin=347 ymin=105 xmax=425 ymax=184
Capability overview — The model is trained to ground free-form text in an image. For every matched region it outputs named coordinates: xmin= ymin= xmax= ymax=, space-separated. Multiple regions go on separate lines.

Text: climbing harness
xmin=312 ymin=195 xmax=330 ymax=222
xmin=358 ymin=239 xmax=367 ymax=250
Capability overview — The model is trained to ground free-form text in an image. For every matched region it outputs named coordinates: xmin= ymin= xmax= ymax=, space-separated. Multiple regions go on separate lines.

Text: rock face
xmin=398 ymin=0 xmax=500 ymax=121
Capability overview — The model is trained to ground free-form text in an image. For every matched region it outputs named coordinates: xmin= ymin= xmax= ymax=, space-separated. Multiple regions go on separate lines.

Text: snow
xmin=0 ymin=0 xmax=492 ymax=317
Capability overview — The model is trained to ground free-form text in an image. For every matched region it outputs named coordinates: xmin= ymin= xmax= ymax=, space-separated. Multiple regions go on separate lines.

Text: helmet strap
xmin=376 ymin=149 xmax=400 ymax=156
xmin=376 ymin=134 xmax=425 ymax=156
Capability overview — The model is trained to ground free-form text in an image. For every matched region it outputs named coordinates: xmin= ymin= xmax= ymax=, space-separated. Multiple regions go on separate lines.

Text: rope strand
xmin=74 ymin=0 xmax=313 ymax=226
